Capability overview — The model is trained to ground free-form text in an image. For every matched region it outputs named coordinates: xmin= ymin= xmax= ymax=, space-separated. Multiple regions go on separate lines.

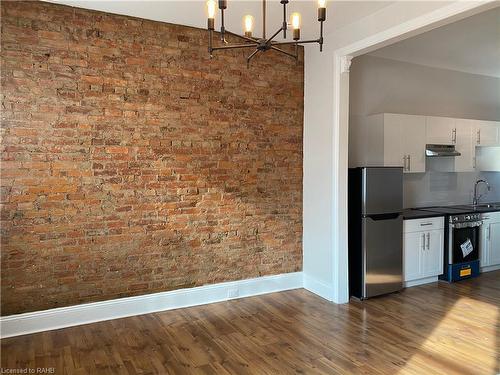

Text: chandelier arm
xmin=270 ymin=46 xmax=297 ymax=60
xmin=246 ymin=49 xmax=261 ymax=68
xmin=265 ymin=26 xmax=286 ymax=45
xmin=224 ymin=30 xmax=259 ymax=44
xmin=271 ymin=39 xmax=321 ymax=46
xmin=220 ymin=8 xmax=226 ymax=42
xmin=282 ymin=1 xmax=287 ymax=39
xmin=262 ymin=0 xmax=266 ymax=39
xmin=208 ymin=29 xmax=213 ymax=57
xmin=212 ymin=44 xmax=259 ymax=51
xmin=319 ymin=21 xmax=324 ymax=52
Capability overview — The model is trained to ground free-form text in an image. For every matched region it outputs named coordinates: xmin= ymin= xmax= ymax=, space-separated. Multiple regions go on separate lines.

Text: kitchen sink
xmin=476 ymin=204 xmax=499 ymax=208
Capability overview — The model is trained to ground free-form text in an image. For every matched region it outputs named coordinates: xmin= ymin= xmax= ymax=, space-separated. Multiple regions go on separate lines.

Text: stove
xmin=448 ymin=212 xmax=482 ymax=226
xmin=415 ymin=206 xmax=481 ymax=282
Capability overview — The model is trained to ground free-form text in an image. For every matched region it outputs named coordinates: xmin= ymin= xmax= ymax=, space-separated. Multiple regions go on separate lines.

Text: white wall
xmin=45 ymin=1 xmax=392 ymax=43
xmin=349 ymin=55 xmax=500 ymax=207
xmin=349 ymin=55 xmax=500 ymax=121
xmin=303 ymin=48 xmax=336 ymax=299
xmin=303 ymin=0 xmax=495 ymax=303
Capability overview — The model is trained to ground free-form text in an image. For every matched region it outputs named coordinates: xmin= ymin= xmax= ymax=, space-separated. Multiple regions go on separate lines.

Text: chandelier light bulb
xmin=291 ymin=13 xmax=301 ymax=30
xmin=291 ymin=12 xmax=301 ymax=41
xmin=206 ymin=0 xmax=216 ymax=19
xmin=243 ymin=15 xmax=254 ymax=37
xmin=244 ymin=15 xmax=254 ymax=34
xmin=318 ymin=0 xmax=327 ymax=8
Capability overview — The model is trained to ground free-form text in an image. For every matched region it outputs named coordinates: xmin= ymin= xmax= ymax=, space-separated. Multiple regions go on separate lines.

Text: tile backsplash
xmin=404 ymin=172 xmax=500 ymax=208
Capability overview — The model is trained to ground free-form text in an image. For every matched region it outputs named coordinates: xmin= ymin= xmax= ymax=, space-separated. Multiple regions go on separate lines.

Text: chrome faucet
xmin=473 ymin=179 xmax=490 ymax=206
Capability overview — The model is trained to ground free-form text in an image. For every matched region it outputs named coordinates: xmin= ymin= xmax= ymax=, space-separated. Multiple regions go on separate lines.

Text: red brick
xmin=105 ymin=146 xmax=128 ymax=154
xmin=0 ymin=0 xmax=303 ymax=316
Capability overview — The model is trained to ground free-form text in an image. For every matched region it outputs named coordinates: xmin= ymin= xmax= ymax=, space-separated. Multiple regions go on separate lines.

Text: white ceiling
xmin=369 ymin=7 xmax=500 ymax=77
xmin=45 ymin=0 xmax=393 ymax=42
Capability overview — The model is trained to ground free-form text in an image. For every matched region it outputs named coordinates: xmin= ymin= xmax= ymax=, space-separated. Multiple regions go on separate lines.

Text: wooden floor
xmin=2 ymin=271 xmax=499 ymax=375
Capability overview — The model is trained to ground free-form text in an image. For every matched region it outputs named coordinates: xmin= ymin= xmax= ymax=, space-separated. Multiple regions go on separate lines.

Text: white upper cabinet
xmin=426 ymin=117 xmax=500 ymax=172
xmin=470 ymin=119 xmax=500 ymax=172
xmin=472 ymin=120 xmax=500 ymax=147
xmin=349 ymin=114 xmax=500 ymax=173
xmin=384 ymin=114 xmax=426 ymax=174
xmin=426 ymin=117 xmax=473 ymax=173
xmin=348 ymin=113 xmax=426 ymax=173
xmin=426 ymin=116 xmax=456 ymax=145
xmin=476 ymin=146 xmax=500 ymax=172
xmin=454 ymin=119 xmax=475 ymax=172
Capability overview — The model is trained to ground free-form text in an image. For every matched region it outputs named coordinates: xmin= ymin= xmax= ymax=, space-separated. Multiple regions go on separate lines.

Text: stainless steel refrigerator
xmin=348 ymin=167 xmax=403 ymax=299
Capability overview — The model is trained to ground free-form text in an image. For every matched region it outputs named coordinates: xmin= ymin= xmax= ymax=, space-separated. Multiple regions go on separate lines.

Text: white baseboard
xmin=0 ymin=272 xmax=303 ymax=338
xmin=404 ymin=276 xmax=438 ymax=288
xmin=481 ymin=264 xmax=500 ymax=273
xmin=303 ymin=274 xmax=335 ymax=301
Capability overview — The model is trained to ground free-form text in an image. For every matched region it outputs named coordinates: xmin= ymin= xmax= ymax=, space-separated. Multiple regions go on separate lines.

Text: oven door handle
xmin=450 ymin=221 xmax=483 ymax=229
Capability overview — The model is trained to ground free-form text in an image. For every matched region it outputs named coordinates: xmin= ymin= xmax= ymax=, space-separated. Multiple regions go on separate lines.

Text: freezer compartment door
xmin=362 ymin=214 xmax=403 ymax=298
xmin=362 ymin=167 xmax=403 ymax=216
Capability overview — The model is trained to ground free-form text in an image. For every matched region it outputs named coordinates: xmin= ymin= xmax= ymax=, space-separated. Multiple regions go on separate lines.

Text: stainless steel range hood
xmin=425 ymin=144 xmax=461 ymax=157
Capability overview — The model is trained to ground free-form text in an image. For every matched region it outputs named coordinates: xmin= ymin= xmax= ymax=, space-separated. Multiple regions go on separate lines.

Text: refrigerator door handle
xmin=367 ymin=213 xmax=402 ymax=221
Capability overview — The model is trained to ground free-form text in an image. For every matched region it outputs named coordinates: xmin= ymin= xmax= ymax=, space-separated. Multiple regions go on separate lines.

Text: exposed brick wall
xmin=0 ymin=1 xmax=303 ymax=315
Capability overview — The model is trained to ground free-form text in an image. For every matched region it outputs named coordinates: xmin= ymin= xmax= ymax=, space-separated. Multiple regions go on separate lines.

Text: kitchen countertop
xmin=402 ymin=209 xmax=445 ymax=220
xmin=403 ymin=202 xmax=500 ymax=220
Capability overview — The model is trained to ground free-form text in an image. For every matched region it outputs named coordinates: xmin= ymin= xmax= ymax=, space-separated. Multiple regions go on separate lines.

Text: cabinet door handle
xmin=452 ymin=128 xmax=457 ymax=143
xmin=477 ymin=129 xmax=481 ymax=145
xmin=487 ymin=226 xmax=490 ymax=241
xmin=408 ymin=155 xmax=411 ymax=171
xmin=426 ymin=232 xmax=430 ymax=250
xmin=403 ymin=155 xmax=407 ymax=171
xmin=422 ymin=233 xmax=426 ymax=251
xmin=420 ymin=223 xmax=433 ymax=226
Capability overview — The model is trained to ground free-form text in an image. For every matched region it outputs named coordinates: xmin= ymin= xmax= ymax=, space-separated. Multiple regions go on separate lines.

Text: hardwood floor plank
xmin=2 ymin=271 xmax=499 ymax=374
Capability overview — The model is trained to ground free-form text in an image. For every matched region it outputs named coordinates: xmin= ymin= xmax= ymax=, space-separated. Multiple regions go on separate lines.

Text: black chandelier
xmin=206 ymin=0 xmax=327 ymax=66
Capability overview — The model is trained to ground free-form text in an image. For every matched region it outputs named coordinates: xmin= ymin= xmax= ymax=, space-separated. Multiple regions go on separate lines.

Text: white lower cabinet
xmin=422 ymin=230 xmax=445 ymax=277
xmin=403 ymin=217 xmax=444 ymax=286
xmin=480 ymin=212 xmax=500 ymax=271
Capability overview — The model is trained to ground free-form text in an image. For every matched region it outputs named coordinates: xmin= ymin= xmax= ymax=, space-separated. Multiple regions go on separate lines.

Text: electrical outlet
xmin=227 ymin=288 xmax=239 ymax=299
